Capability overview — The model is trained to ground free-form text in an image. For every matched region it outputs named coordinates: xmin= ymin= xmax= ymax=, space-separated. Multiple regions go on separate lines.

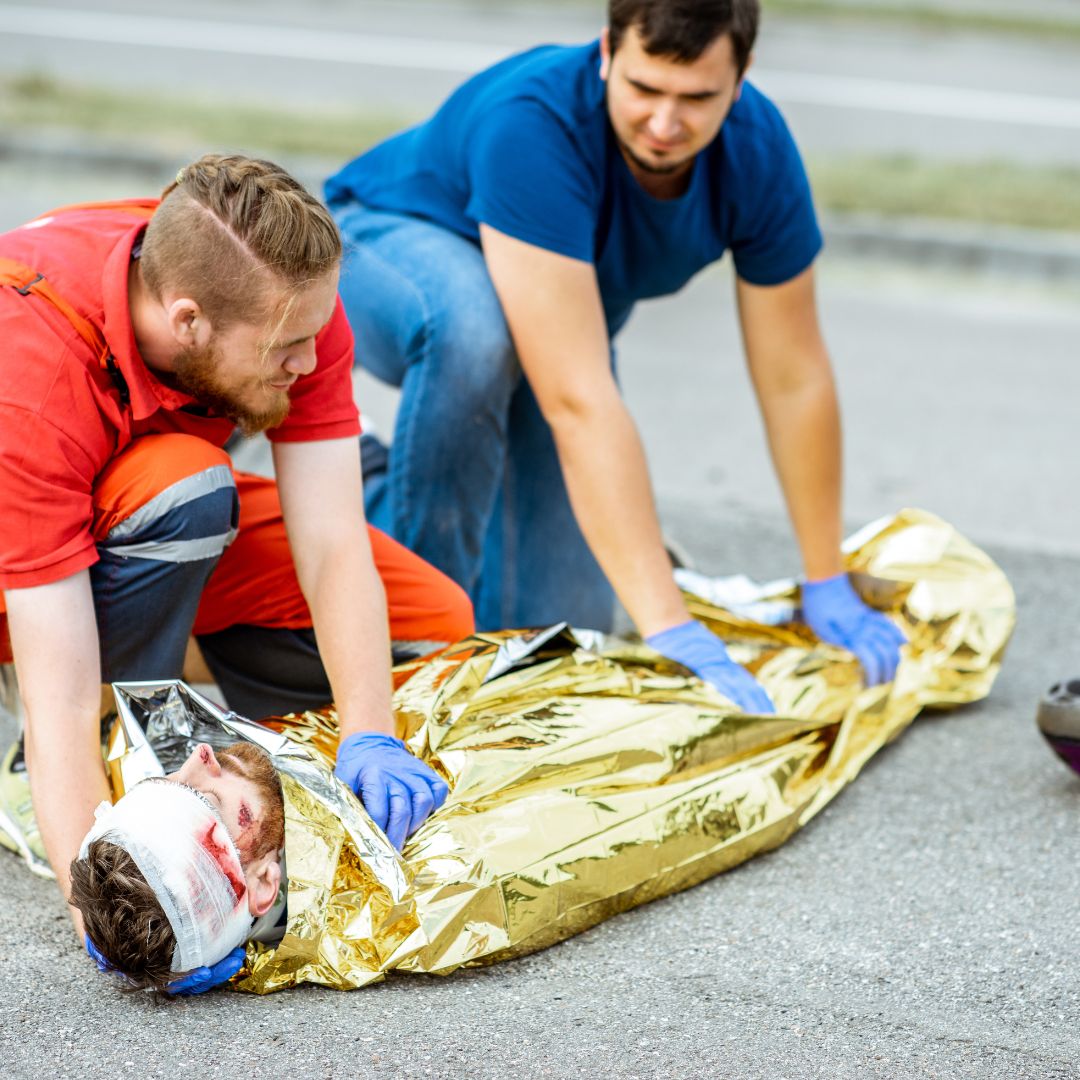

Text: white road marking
xmin=755 ymin=70 xmax=1080 ymax=129
xmin=2 ymin=7 xmax=506 ymax=72
xmin=6 ymin=6 xmax=1080 ymax=129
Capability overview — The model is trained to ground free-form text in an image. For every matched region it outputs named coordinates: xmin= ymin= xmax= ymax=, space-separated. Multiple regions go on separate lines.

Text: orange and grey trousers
xmin=0 ymin=435 xmax=474 ymax=718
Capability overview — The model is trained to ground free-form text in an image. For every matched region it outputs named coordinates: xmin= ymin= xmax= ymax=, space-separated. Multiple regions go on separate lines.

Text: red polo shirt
xmin=0 ymin=201 xmax=361 ymax=596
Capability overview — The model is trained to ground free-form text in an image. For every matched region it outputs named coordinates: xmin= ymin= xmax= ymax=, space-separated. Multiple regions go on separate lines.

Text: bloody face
xmin=168 ymin=741 xmax=285 ymax=865
xmin=217 ymin=742 xmax=286 ymax=861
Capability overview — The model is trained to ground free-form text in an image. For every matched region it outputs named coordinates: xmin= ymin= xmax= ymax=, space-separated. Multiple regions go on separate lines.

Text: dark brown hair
xmin=608 ymin=0 xmax=760 ymax=73
xmin=69 ymin=839 xmax=179 ymax=994
xmin=69 ymin=746 xmax=285 ymax=996
xmin=141 ymin=153 xmax=342 ymax=330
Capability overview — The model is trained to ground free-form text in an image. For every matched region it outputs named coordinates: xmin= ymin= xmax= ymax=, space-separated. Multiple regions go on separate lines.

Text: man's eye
xmin=175 ymin=780 xmax=217 ymax=812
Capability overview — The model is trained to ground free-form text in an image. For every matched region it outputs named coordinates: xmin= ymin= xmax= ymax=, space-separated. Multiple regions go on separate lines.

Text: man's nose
xmin=284 ymin=339 xmax=318 ymax=377
xmin=647 ymin=101 xmax=682 ymax=141
xmin=193 ymin=743 xmax=222 ymax=778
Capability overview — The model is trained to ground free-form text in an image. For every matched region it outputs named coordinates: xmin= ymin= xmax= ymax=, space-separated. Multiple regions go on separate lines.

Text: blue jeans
xmin=334 ymin=204 xmax=616 ymax=632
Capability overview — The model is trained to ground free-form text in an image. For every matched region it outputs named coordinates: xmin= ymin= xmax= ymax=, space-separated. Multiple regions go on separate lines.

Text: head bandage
xmin=79 ymin=780 xmax=252 ymax=973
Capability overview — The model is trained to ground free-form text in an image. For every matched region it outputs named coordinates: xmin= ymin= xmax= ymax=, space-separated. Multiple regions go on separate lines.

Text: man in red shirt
xmin=0 ymin=156 xmax=473 ymax=981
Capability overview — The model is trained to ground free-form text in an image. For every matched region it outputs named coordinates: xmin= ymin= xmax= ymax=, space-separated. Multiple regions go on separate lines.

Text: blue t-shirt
xmin=326 ymin=41 xmax=822 ymax=332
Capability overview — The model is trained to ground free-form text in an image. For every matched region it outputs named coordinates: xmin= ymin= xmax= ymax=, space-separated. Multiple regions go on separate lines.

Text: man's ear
xmin=165 ymin=296 xmax=211 ymax=351
xmin=599 ymin=26 xmax=612 ymax=81
xmin=734 ymin=52 xmax=755 ymax=103
xmin=244 ymin=853 xmax=282 ymax=918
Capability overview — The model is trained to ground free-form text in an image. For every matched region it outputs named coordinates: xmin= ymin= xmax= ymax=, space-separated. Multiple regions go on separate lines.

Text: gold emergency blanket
xmin=111 ymin=509 xmax=1013 ymax=993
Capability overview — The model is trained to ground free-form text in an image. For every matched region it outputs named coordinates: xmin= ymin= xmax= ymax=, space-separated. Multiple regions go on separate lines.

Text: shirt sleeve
xmin=269 ymin=297 xmax=363 ymax=443
xmin=465 ymin=100 xmax=601 ymax=263
xmin=727 ymin=97 xmax=824 ymax=287
xmin=0 ymin=405 xmax=99 ymax=590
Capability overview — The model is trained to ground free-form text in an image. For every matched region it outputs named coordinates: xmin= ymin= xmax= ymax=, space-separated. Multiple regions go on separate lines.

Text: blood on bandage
xmin=199 ymin=822 xmax=247 ymax=906
xmin=79 ymin=773 xmax=256 ymax=972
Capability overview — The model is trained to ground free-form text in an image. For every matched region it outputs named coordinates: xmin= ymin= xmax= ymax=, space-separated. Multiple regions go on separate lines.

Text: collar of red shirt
xmin=100 ymin=223 xmax=204 ymax=422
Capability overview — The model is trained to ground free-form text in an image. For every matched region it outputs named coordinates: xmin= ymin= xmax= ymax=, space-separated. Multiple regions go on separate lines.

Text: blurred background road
xmin=1 ymin=2 xmax=1078 ymax=1077
xmin=6 ymin=0 xmax=1080 ymax=161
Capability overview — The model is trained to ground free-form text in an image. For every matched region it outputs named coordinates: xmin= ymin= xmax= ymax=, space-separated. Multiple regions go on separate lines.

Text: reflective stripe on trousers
xmin=90 ymin=436 xmax=239 ymax=683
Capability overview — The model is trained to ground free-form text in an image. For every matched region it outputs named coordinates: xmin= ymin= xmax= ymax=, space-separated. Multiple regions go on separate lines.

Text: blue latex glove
xmin=646 ymin=620 xmax=775 ymax=714
xmin=334 ymin=732 xmax=449 ymax=850
xmin=85 ymin=935 xmax=244 ymax=994
xmin=167 ymin=948 xmax=246 ymax=996
xmin=801 ymin=572 xmax=907 ymax=686
xmin=85 ymin=934 xmax=112 ymax=974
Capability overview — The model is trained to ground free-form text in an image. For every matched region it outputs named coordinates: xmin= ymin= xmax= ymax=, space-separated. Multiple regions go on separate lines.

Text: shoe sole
xmin=0 ymin=740 xmax=53 ymax=879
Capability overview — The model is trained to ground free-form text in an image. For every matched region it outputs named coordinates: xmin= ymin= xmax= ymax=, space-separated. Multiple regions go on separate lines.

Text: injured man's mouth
xmin=68 ymin=742 xmax=285 ymax=993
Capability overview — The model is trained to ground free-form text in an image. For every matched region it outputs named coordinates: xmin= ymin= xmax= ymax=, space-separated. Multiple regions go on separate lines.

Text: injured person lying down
xmin=69 ymin=741 xmax=287 ymax=992
xmin=55 ymin=510 xmax=1015 ymax=995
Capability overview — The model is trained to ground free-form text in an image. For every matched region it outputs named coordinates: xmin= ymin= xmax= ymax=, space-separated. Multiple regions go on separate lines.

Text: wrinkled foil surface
xmin=100 ymin=509 xmax=1015 ymax=992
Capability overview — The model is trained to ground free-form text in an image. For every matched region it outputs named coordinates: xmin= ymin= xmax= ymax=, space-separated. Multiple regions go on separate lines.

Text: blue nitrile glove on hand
xmin=167 ymin=948 xmax=246 ymax=995
xmin=334 ymin=732 xmax=449 ymax=850
xmin=646 ymin=620 xmax=775 ymax=714
xmin=86 ymin=935 xmax=244 ymax=994
xmin=801 ymin=572 xmax=907 ymax=686
xmin=85 ymin=934 xmax=112 ymax=974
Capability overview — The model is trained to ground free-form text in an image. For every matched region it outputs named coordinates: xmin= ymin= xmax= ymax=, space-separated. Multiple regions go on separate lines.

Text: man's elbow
xmin=754 ymin=348 xmax=836 ymax=401
xmin=535 ymin=380 xmax=620 ymax=438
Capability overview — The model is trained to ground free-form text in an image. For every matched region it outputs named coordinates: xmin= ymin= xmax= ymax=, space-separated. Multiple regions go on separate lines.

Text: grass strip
xmin=5 ymin=74 xmax=1080 ymax=233
xmin=1 ymin=74 xmax=405 ymax=161
xmin=762 ymin=0 xmax=1080 ymax=43
xmin=807 ymin=155 xmax=1080 ymax=233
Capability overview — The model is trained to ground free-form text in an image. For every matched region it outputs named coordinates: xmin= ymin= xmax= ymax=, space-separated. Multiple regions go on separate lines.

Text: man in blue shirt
xmin=326 ymin=0 xmax=905 ymax=712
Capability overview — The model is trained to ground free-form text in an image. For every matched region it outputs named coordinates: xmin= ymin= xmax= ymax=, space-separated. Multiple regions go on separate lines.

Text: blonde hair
xmin=141 ymin=153 xmax=342 ymax=329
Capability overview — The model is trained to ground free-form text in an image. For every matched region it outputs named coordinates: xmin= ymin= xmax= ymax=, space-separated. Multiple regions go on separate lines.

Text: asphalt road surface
xmin=1 ymin=521 xmax=1077 ymax=1080
xmin=4 ymin=0 xmax=1080 ymax=165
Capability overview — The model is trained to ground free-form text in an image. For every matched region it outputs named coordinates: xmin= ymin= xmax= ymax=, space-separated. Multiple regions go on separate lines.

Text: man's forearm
xmin=478 ymin=225 xmax=686 ymax=634
xmin=25 ymin=703 xmax=110 ymax=930
xmin=273 ymin=440 xmax=396 ymax=741
xmin=7 ymin=573 xmax=110 ymax=926
xmin=737 ymin=268 xmax=846 ymax=582
xmin=547 ymin=393 xmax=688 ymax=637
xmin=758 ymin=371 xmax=844 ymax=581
xmin=301 ymin=539 xmax=395 ymax=740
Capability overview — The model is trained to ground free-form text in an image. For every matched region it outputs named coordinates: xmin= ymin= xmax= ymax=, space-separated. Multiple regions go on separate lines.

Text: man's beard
xmin=219 ymin=742 xmax=286 ymax=861
xmin=609 ymin=94 xmax=736 ymax=179
xmin=172 ymin=341 xmax=291 ymax=436
xmin=618 ymin=138 xmax=694 ymax=177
